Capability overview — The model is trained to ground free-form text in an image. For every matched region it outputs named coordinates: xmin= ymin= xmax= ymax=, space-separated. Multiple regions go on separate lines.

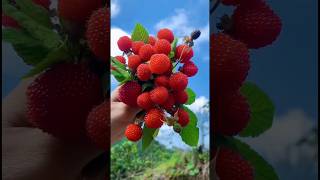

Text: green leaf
xmin=111 ymin=70 xmax=126 ymax=83
xmin=239 ymin=82 xmax=275 ymax=137
xmin=180 ymin=106 xmax=199 ymax=147
xmin=142 ymin=126 xmax=158 ymax=151
xmin=111 ymin=57 xmax=131 ymax=84
xmin=224 ymin=137 xmax=279 ymax=180
xmin=131 ymin=23 xmax=149 ymax=43
xmin=171 ymin=37 xmax=178 ymax=52
xmin=111 ymin=56 xmax=126 ymax=70
xmin=185 ymin=88 xmax=196 ymax=105
xmin=15 ymin=0 xmax=52 ymax=28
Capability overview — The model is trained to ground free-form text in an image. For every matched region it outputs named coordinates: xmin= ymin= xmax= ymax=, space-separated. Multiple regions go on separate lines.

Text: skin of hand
xmin=2 ymin=79 xmax=140 ymax=180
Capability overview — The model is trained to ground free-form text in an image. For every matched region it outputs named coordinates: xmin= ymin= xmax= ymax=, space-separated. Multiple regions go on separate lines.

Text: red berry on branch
xmin=137 ymin=92 xmax=154 ymax=110
xmin=157 ymin=28 xmax=174 ymax=43
xmin=118 ymin=81 xmax=142 ymax=107
xmin=144 ymin=108 xmax=164 ymax=128
xmin=117 ymin=36 xmax=132 ymax=52
xmin=149 ymin=54 xmax=171 ymax=75
xmin=137 ymin=64 xmax=152 ymax=81
xmin=169 ymin=72 xmax=188 ymax=91
xmin=139 ymin=44 xmax=156 ymax=62
xmin=128 ymin=55 xmax=142 ymax=70
xmin=154 ymin=39 xmax=171 ymax=55
xmin=177 ymin=108 xmax=190 ymax=127
xmin=125 ymin=124 xmax=143 ymax=142
xmin=150 ymin=86 xmax=169 ymax=105
xmin=175 ymin=45 xmax=194 ymax=63
xmin=132 ymin=41 xmax=145 ymax=55
xmin=180 ymin=61 xmax=198 ymax=77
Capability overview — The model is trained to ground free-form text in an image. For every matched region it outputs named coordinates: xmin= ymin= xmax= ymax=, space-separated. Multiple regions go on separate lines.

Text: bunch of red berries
xmin=112 ymin=28 xmax=199 ymax=142
xmin=212 ymin=0 xmax=281 ymax=179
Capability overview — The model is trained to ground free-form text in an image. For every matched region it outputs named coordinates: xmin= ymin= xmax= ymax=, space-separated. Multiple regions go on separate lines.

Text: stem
xmin=210 ymin=0 xmax=221 ymax=15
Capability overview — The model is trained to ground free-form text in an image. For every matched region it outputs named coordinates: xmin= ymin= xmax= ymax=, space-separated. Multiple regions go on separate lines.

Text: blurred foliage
xmin=111 ymin=140 xmax=209 ymax=180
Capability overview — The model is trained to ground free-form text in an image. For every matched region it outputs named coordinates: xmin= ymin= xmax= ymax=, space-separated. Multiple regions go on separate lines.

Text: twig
xmin=210 ymin=0 xmax=221 ymax=14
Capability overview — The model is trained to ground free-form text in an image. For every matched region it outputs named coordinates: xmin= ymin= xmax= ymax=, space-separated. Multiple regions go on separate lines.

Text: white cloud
xmin=110 ymin=27 xmax=129 ymax=57
xmin=155 ymin=9 xmax=209 ymax=44
xmin=111 ymin=0 xmax=120 ymax=18
xmin=187 ymin=96 xmax=209 ymax=114
xmin=242 ymin=109 xmax=317 ymax=166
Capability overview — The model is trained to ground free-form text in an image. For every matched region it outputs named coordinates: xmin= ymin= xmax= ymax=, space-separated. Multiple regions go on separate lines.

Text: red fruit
xmin=173 ymin=90 xmax=188 ymax=104
xmin=144 ymin=108 xmax=164 ymax=128
xmin=136 ymin=64 xmax=152 ymax=81
xmin=2 ymin=14 xmax=20 ymax=28
xmin=139 ymin=44 xmax=155 ymax=61
xmin=232 ymin=0 xmax=282 ymax=48
xmin=150 ymin=86 xmax=169 ymax=105
xmin=118 ymin=81 xmax=142 ymax=107
xmin=117 ymin=36 xmax=132 ymax=52
xmin=148 ymin=36 xmax=157 ymax=45
xmin=157 ymin=28 xmax=174 ymax=43
xmin=32 ymin=0 xmax=51 ymax=10
xmin=154 ymin=75 xmax=170 ymax=88
xmin=177 ymin=108 xmax=189 ymax=127
xmin=128 ymin=55 xmax=141 ymax=70
xmin=132 ymin=41 xmax=145 ymax=55
xmin=169 ymin=72 xmax=188 ymax=91
xmin=162 ymin=94 xmax=175 ymax=112
xmin=164 ymin=62 xmax=173 ymax=76
xmin=149 ymin=54 xmax=171 ymax=74
xmin=86 ymin=8 xmax=109 ymax=62
xmin=27 ymin=63 xmax=103 ymax=140
xmin=154 ymin=39 xmax=171 ymax=55
xmin=115 ymin=56 xmax=126 ymax=64
xmin=58 ymin=0 xmax=103 ymax=24
xmin=211 ymin=33 xmax=249 ymax=93
xmin=137 ymin=92 xmax=154 ymax=110
xmin=180 ymin=61 xmax=198 ymax=77
xmin=175 ymin=45 xmax=194 ymax=63
xmin=86 ymin=100 xmax=109 ymax=150
xmin=125 ymin=124 xmax=142 ymax=142
xmin=214 ymin=147 xmax=254 ymax=180
xmin=214 ymin=92 xmax=250 ymax=136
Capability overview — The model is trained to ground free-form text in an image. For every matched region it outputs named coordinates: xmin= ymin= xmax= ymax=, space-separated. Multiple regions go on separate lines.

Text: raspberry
xmin=150 ymin=86 xmax=169 ymax=105
xmin=173 ymin=90 xmax=188 ymax=104
xmin=232 ymin=0 xmax=282 ymax=48
xmin=86 ymin=8 xmax=109 ymax=62
xmin=144 ymin=108 xmax=164 ymax=128
xmin=136 ymin=64 xmax=152 ymax=81
xmin=214 ymin=147 xmax=254 ymax=180
xmin=27 ymin=63 xmax=103 ymax=140
xmin=125 ymin=124 xmax=142 ymax=142
xmin=164 ymin=62 xmax=173 ymax=76
xmin=175 ymin=45 xmax=194 ymax=63
xmin=131 ymin=41 xmax=145 ymax=55
xmin=118 ymin=81 xmax=142 ymax=107
xmin=162 ymin=94 xmax=175 ymax=112
xmin=149 ymin=54 xmax=171 ymax=74
xmin=128 ymin=55 xmax=142 ymax=70
xmin=180 ymin=61 xmax=198 ymax=77
xmin=154 ymin=39 xmax=171 ymax=55
xmin=86 ymin=100 xmax=109 ymax=150
xmin=177 ymin=108 xmax=189 ymax=127
xmin=139 ymin=44 xmax=155 ymax=62
xmin=157 ymin=28 xmax=174 ymax=43
xmin=58 ymin=0 xmax=103 ymax=25
xmin=137 ymin=92 xmax=154 ymax=110
xmin=2 ymin=14 xmax=20 ymax=28
xmin=169 ymin=72 xmax=188 ymax=91
xmin=115 ymin=56 xmax=126 ymax=64
xmin=117 ymin=36 xmax=132 ymax=52
xmin=211 ymin=33 xmax=249 ymax=93
xmin=154 ymin=75 xmax=170 ymax=88
xmin=214 ymin=92 xmax=250 ymax=136
xmin=148 ymin=36 xmax=157 ymax=45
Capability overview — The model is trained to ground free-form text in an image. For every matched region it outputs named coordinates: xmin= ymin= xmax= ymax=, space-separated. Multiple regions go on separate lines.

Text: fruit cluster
xmin=112 ymin=28 xmax=199 ymax=142
xmin=212 ymin=0 xmax=281 ymax=179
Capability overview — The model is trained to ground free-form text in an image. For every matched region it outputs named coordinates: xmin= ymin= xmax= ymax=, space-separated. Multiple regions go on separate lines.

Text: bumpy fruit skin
xmin=128 ymin=55 xmax=141 ymax=70
xmin=86 ymin=8 xmax=109 ymax=62
xmin=215 ymin=92 xmax=250 ymax=136
xmin=150 ymin=86 xmax=169 ymax=105
xmin=139 ymin=44 xmax=155 ymax=61
xmin=157 ymin=28 xmax=174 ymax=43
xmin=177 ymin=108 xmax=189 ymax=127
xmin=58 ymin=0 xmax=102 ymax=25
xmin=164 ymin=62 xmax=173 ymax=76
xmin=27 ymin=63 xmax=103 ymax=140
xmin=154 ymin=39 xmax=171 ymax=55
xmin=144 ymin=108 xmax=164 ymax=128
xmin=180 ymin=61 xmax=198 ymax=77
xmin=154 ymin=75 xmax=170 ymax=88
xmin=117 ymin=36 xmax=132 ymax=52
xmin=125 ymin=124 xmax=142 ymax=142
xmin=211 ymin=33 xmax=249 ymax=93
xmin=2 ymin=14 xmax=20 ymax=28
xmin=175 ymin=45 xmax=194 ymax=63
xmin=149 ymin=54 xmax=171 ymax=74
xmin=132 ymin=41 xmax=145 ymax=55
xmin=137 ymin=92 xmax=154 ymax=110
xmin=169 ymin=72 xmax=188 ymax=91
xmin=136 ymin=64 xmax=152 ymax=81
xmin=173 ymin=90 xmax=188 ymax=104
xmin=232 ymin=0 xmax=282 ymax=48
xmin=214 ymin=147 xmax=254 ymax=180
xmin=86 ymin=100 xmax=109 ymax=150
xmin=118 ymin=81 xmax=142 ymax=107
xmin=148 ymin=36 xmax=157 ymax=45
xmin=162 ymin=94 xmax=175 ymax=112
